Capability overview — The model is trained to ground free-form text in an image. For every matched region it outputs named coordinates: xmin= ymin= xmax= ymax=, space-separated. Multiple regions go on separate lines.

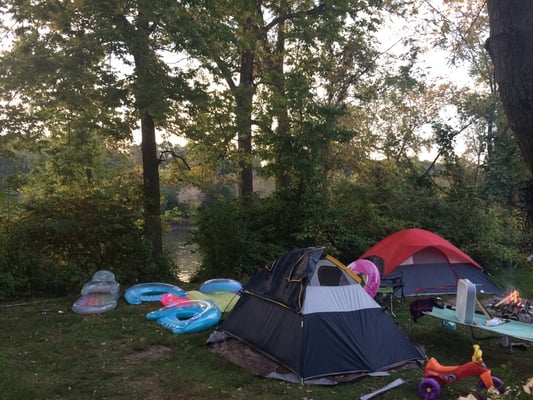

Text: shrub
xmin=1 ymin=189 xmax=175 ymax=299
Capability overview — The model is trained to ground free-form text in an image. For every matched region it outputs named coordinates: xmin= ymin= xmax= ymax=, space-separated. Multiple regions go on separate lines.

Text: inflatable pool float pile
xmin=138 ymin=278 xmax=242 ymax=334
xmin=124 ymin=282 xmax=186 ymax=304
xmin=160 ymin=278 xmax=242 ymax=312
xmin=146 ymin=300 xmax=222 ymax=334
xmin=72 ymin=270 xmax=121 ymax=314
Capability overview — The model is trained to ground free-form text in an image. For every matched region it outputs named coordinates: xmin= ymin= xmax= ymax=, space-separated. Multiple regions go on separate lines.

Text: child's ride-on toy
xmin=418 ymin=345 xmax=505 ymax=399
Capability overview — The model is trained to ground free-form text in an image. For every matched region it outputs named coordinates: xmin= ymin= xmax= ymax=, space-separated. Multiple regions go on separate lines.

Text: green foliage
xmin=1 ymin=188 xmax=175 ymax=298
xmin=0 ymin=129 xmax=176 ymax=299
xmin=467 ymin=207 xmax=527 ymax=272
xmin=194 ymin=153 xmax=530 ymax=283
xmin=0 ymin=0 xmax=530 ymax=301
xmin=192 ymin=181 xmax=334 ymax=282
xmin=0 ymin=235 xmax=24 ymax=299
xmin=191 ymin=199 xmax=276 ymax=282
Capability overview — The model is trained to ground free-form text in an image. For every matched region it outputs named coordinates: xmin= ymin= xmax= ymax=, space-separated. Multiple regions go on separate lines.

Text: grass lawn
xmin=1 ymin=282 xmax=532 ymax=400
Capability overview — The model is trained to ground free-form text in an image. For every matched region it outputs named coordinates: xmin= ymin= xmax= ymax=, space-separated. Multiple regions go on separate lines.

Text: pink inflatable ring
xmin=347 ymin=259 xmax=380 ymax=298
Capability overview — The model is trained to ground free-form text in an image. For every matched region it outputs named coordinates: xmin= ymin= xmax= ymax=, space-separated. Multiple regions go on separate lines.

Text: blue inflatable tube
xmin=124 ymin=283 xmax=186 ymax=305
xmin=199 ymin=278 xmax=242 ymax=294
xmin=146 ymin=300 xmax=222 ymax=334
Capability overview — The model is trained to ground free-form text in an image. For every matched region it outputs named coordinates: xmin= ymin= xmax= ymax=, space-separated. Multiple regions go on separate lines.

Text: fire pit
xmin=484 ymin=290 xmax=533 ymax=324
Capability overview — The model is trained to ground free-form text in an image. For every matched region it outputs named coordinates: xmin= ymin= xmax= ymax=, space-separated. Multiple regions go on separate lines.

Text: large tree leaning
xmin=486 ymin=0 xmax=533 ymax=174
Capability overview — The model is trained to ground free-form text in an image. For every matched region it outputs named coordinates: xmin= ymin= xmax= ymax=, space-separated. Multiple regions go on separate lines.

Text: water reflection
xmin=163 ymin=227 xmax=201 ymax=283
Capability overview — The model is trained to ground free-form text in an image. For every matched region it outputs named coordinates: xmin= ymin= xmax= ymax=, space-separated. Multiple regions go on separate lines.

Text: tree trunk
xmin=486 ymin=0 xmax=533 ymax=174
xmin=114 ymin=12 xmax=164 ymax=257
xmin=236 ymin=49 xmax=254 ymax=198
xmin=236 ymin=2 xmax=255 ymax=199
xmin=141 ymin=112 xmax=163 ymax=256
xmin=271 ymin=16 xmax=292 ymax=190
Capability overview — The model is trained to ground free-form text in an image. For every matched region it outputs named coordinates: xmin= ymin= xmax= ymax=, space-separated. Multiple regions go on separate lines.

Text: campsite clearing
xmin=1 ymin=291 xmax=532 ymax=400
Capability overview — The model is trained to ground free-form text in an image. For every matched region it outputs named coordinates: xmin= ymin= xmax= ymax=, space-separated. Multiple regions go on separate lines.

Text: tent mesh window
xmin=317 ymin=265 xmax=344 ymax=286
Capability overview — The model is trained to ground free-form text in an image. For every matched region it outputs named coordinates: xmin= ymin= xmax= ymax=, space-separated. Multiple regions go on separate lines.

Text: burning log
xmin=494 ymin=289 xmax=521 ymax=308
xmin=487 ymin=289 xmax=533 ymax=324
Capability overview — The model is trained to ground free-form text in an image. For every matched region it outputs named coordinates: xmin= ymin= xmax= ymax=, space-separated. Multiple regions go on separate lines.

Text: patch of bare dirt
xmin=127 ymin=345 xmax=172 ymax=362
xmin=208 ymin=337 xmax=291 ymax=377
xmin=208 ymin=337 xmax=421 ymax=384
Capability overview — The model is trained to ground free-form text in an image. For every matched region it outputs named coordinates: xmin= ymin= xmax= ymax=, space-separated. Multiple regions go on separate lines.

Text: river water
xmin=163 ymin=228 xmax=201 ymax=283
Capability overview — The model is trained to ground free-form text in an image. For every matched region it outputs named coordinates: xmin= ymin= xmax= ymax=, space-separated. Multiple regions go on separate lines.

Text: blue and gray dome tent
xmin=208 ymin=247 xmax=424 ymax=384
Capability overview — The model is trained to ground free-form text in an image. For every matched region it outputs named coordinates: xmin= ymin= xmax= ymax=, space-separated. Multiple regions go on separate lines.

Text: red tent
xmin=360 ymin=228 xmax=501 ymax=296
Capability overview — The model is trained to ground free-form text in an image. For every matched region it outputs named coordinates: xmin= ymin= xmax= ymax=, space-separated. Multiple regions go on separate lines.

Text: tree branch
xmin=159 ymin=150 xmax=191 ymax=170
xmin=264 ymin=3 xmax=327 ymax=31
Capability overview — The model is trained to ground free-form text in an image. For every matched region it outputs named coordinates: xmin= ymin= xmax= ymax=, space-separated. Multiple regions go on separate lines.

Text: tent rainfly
xmin=208 ymin=247 xmax=424 ymax=384
xmin=360 ymin=228 xmax=501 ymax=297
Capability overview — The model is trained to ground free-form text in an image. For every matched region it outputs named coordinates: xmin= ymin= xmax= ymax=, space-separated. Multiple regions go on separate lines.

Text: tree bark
xmin=236 ymin=50 xmax=255 ymax=198
xmin=141 ymin=112 xmax=163 ymax=256
xmin=235 ymin=1 xmax=255 ymax=199
xmin=270 ymin=14 xmax=292 ymax=190
xmin=486 ymin=0 xmax=533 ymax=174
xmin=114 ymin=12 xmax=164 ymax=257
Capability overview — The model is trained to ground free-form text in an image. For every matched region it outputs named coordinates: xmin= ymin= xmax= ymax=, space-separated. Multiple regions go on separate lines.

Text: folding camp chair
xmin=377 ymin=273 xmax=404 ymax=316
